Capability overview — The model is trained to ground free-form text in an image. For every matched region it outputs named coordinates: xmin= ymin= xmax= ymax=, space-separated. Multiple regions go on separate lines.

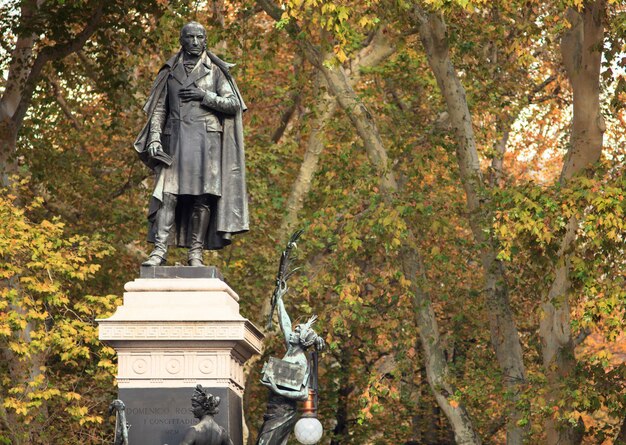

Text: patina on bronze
xmin=179 ymin=385 xmax=233 ymax=445
xmin=255 ymin=233 xmax=325 ymax=445
xmin=109 ymin=399 xmax=130 ymax=445
xmin=134 ymin=21 xmax=248 ymax=267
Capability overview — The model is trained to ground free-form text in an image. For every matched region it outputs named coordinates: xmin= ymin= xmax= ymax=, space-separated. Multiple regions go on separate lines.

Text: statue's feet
xmin=188 ymin=257 xmax=204 ymax=267
xmin=142 ymin=254 xmax=166 ymax=266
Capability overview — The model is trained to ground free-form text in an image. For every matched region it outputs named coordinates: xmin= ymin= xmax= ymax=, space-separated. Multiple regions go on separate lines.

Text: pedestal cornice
xmin=97 ymin=269 xmax=264 ymax=395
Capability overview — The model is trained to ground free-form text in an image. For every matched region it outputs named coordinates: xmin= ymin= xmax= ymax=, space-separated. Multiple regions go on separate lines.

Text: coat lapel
xmin=171 ymin=61 xmax=186 ymax=85
xmin=182 ymin=53 xmax=211 ymax=88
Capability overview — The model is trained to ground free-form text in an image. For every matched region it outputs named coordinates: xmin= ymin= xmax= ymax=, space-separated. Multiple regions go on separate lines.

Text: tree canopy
xmin=0 ymin=0 xmax=625 ymax=444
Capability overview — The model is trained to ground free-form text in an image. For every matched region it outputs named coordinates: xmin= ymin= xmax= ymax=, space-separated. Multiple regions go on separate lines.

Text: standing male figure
xmin=135 ymin=21 xmax=248 ymax=266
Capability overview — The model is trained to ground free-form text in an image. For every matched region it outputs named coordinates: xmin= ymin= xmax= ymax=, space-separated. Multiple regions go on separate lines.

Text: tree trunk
xmin=281 ymin=72 xmax=335 ymax=234
xmin=540 ymin=2 xmax=605 ymax=444
xmin=307 ymin=38 xmax=483 ymax=445
xmin=309 ymin=53 xmax=398 ymax=192
xmin=0 ymin=1 xmax=40 ymax=181
xmin=559 ymin=2 xmax=605 ymax=183
xmin=489 ymin=123 xmax=509 ymax=187
xmin=257 ymin=2 xmax=482 ymax=442
xmin=0 ymin=2 xmax=104 ymax=181
xmin=401 ymin=239 xmax=482 ymax=445
xmin=330 ymin=346 xmax=353 ymax=445
xmin=281 ymin=28 xmax=396 ymax=234
xmin=310 ymin=49 xmax=482 ymax=445
xmin=415 ymin=10 xmax=527 ymax=444
xmin=271 ymin=55 xmax=304 ymax=144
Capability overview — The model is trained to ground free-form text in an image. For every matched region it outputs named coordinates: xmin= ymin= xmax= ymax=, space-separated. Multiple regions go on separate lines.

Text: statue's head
xmin=180 ymin=21 xmax=206 ymax=57
xmin=190 ymin=385 xmax=220 ymax=419
xmin=291 ymin=315 xmax=324 ymax=351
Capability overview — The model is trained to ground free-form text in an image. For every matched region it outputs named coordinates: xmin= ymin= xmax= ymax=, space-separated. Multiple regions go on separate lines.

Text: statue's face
xmin=289 ymin=327 xmax=301 ymax=345
xmin=290 ymin=324 xmax=310 ymax=346
xmin=191 ymin=401 xmax=205 ymax=419
xmin=180 ymin=25 xmax=206 ymax=56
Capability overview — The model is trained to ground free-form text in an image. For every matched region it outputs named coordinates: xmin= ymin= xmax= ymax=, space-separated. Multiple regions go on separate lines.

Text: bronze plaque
xmin=261 ymin=357 xmax=306 ymax=390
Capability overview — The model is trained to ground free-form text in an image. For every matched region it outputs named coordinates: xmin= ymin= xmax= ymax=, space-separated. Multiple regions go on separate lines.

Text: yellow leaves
xmin=493 ymin=173 xmax=626 ymax=260
xmin=0 ymin=323 xmax=11 ymax=337
xmin=26 ymin=309 xmax=48 ymax=321
xmin=64 ymin=403 xmax=104 ymax=425
xmin=399 ymin=275 xmax=412 ymax=289
xmin=358 ymin=16 xmax=373 ymax=28
xmin=423 ymin=0 xmax=486 ymax=11
xmin=320 ymin=2 xmax=336 ymax=13
xmin=97 ymin=358 xmax=116 ymax=373
xmin=333 ymin=45 xmax=348 ymax=63
xmin=231 ymin=259 xmax=246 ymax=269
xmin=79 ymin=415 xmax=103 ymax=426
xmin=0 ymin=184 xmax=119 ymax=431
xmin=34 ymin=388 xmax=61 ymax=401
xmin=3 ymin=397 xmax=29 ymax=416
xmin=63 ymin=392 xmax=82 ymax=401
xmin=8 ymin=341 xmax=30 ymax=356
xmin=27 ymin=373 xmax=46 ymax=388
xmin=67 ymin=405 xmax=88 ymax=419
xmin=568 ymin=0 xmax=585 ymax=10
xmin=39 ymin=219 xmax=61 ymax=231
xmin=7 ymin=311 xmax=28 ymax=330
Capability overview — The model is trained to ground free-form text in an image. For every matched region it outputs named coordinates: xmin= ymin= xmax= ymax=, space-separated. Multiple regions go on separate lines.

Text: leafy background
xmin=0 ymin=0 xmax=625 ymax=444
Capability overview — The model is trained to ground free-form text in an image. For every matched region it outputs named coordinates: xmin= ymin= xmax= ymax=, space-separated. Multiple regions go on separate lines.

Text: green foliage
xmin=1 ymin=0 xmax=625 ymax=443
xmin=0 ymin=181 xmax=119 ymax=444
xmin=492 ymin=162 xmax=626 ymax=439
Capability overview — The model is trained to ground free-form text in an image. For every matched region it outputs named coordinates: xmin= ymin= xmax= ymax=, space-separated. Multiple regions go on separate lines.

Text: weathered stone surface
xmin=140 ymin=265 xmax=223 ymax=280
xmin=97 ymin=276 xmax=262 ymax=445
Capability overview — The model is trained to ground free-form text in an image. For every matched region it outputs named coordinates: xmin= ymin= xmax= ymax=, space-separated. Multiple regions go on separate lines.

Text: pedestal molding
xmin=124 ymin=278 xmax=239 ymax=302
xmin=97 ymin=273 xmax=262 ymax=445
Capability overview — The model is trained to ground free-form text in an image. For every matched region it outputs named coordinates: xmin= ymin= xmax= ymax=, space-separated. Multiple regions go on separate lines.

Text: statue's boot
xmin=142 ymin=193 xmax=177 ymax=266
xmin=188 ymin=197 xmax=210 ymax=267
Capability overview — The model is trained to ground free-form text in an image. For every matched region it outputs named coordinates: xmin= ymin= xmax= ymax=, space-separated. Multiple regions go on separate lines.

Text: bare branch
xmin=573 ymin=328 xmax=592 ymax=347
xmin=48 ymin=72 xmax=83 ymax=132
xmin=271 ymin=55 xmax=304 ymax=144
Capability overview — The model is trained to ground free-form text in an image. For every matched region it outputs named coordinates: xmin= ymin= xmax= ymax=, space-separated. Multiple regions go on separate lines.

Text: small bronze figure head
xmin=180 ymin=22 xmax=206 ymax=56
xmin=291 ymin=315 xmax=325 ymax=351
xmin=190 ymin=384 xmax=220 ymax=419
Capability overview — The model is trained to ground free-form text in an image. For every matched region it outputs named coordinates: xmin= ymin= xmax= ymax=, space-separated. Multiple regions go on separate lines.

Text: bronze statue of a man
xmin=134 ymin=21 xmax=248 ymax=266
xmin=179 ymin=385 xmax=233 ymax=445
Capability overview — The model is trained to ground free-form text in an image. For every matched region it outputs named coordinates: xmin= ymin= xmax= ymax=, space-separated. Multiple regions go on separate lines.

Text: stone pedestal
xmin=98 ymin=266 xmax=263 ymax=445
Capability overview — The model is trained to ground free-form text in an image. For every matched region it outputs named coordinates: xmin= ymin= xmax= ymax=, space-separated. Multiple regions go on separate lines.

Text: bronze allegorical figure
xmin=256 ymin=232 xmax=325 ymax=445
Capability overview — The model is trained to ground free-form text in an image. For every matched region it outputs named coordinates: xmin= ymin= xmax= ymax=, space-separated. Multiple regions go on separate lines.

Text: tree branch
xmin=48 ymin=73 xmax=83 ymax=132
xmin=76 ymin=51 xmax=101 ymax=84
xmin=413 ymin=6 xmax=527 ymax=444
xmin=271 ymin=55 xmax=304 ymax=144
xmin=12 ymin=3 xmax=105 ymax=132
xmin=573 ymin=327 xmax=592 ymax=347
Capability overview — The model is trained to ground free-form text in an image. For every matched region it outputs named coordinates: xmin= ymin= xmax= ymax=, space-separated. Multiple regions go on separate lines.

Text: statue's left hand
xmin=269 ymin=379 xmax=280 ymax=394
xmin=276 ymin=279 xmax=288 ymax=300
xmin=260 ymin=376 xmax=277 ymax=391
xmin=315 ymin=336 xmax=326 ymax=352
xmin=179 ymin=87 xmax=205 ymax=102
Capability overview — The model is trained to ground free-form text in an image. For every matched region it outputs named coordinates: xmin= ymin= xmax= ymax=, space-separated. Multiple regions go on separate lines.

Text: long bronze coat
xmin=134 ymin=50 xmax=248 ymax=250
